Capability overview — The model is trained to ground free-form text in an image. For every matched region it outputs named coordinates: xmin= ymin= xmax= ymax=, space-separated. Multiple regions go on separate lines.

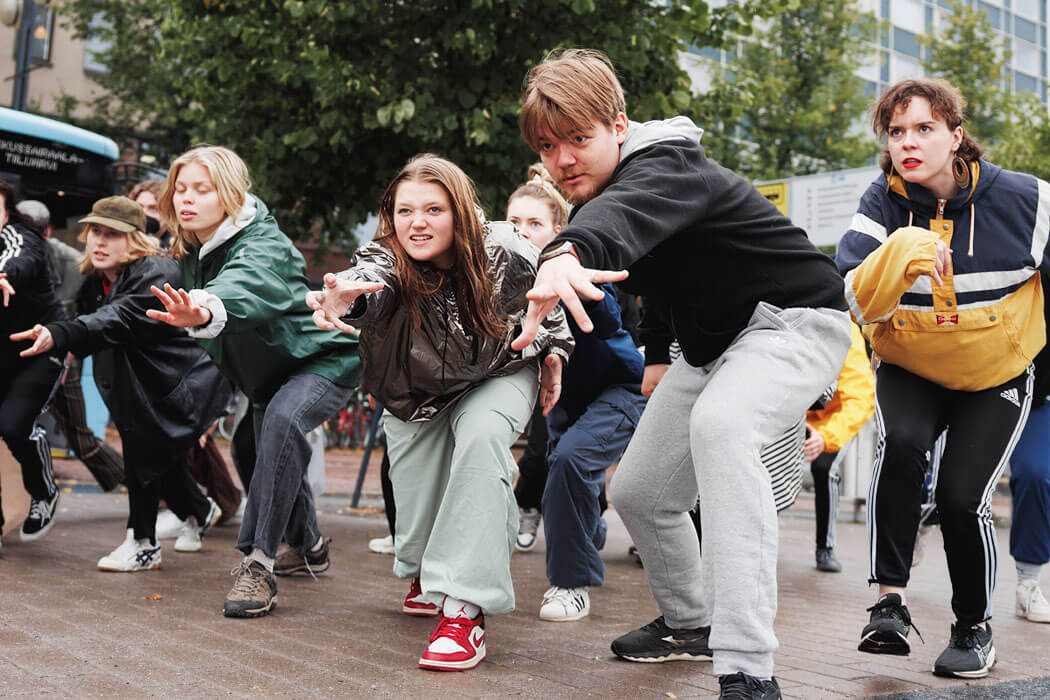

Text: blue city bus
xmin=0 ymin=106 xmax=119 ymax=225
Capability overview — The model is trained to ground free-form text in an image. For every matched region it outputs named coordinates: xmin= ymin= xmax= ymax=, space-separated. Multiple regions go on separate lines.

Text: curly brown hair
xmin=872 ymin=78 xmax=983 ymax=174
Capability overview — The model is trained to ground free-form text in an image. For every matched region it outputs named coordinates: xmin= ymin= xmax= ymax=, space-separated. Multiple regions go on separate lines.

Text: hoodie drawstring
xmin=908 ymin=211 xmax=913 ymax=227
xmin=968 ymin=203 xmax=975 ymax=257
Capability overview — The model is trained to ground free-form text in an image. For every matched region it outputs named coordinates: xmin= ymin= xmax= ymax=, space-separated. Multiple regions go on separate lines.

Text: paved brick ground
xmin=1 ymin=441 xmax=1048 ymax=698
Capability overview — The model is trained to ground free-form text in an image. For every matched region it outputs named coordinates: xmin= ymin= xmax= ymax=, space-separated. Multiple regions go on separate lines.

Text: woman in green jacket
xmin=148 ymin=145 xmax=361 ymax=619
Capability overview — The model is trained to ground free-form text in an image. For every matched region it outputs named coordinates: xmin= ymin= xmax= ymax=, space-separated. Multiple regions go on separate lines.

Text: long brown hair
xmin=872 ymin=78 xmax=983 ymax=174
xmin=376 ymin=154 xmax=505 ymax=339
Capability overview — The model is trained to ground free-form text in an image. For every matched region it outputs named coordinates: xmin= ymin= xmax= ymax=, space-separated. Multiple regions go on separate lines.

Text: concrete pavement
xmin=1 ymin=444 xmax=1049 ymax=698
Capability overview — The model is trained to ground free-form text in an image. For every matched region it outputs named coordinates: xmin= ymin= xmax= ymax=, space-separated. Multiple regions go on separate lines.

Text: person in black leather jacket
xmin=12 ymin=196 xmax=229 ymax=572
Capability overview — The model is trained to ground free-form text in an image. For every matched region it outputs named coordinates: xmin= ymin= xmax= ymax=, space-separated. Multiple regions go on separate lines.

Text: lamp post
xmin=6 ymin=0 xmax=38 ymax=111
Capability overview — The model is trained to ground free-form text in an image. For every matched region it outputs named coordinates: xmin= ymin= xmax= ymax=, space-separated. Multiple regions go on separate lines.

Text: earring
xmin=952 ymin=155 xmax=971 ymax=189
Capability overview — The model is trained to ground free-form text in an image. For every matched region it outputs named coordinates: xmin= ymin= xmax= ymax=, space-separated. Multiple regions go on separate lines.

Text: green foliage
xmin=921 ymin=0 xmax=1050 ymax=181
xmin=56 ymin=0 xmax=788 ymax=252
xmin=694 ymin=1 xmax=880 ymax=180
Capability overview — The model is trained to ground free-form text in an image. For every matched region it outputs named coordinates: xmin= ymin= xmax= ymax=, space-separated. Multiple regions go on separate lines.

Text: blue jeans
xmin=236 ymin=373 xmax=352 ymax=558
xmin=543 ymin=384 xmax=646 ymax=588
xmin=1009 ymin=401 xmax=1050 ymax=566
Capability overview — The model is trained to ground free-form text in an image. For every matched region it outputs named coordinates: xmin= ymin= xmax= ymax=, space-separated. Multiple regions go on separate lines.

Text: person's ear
xmin=614 ymin=112 xmax=629 ymax=145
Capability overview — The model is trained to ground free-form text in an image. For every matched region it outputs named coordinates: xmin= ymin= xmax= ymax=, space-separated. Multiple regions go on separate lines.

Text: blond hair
xmin=159 ymin=145 xmax=251 ymax=259
xmin=508 ymin=163 xmax=569 ymax=229
xmin=77 ymin=223 xmax=160 ymax=275
xmin=376 ymin=154 xmax=505 ymax=340
xmin=519 ymin=48 xmax=626 ymax=153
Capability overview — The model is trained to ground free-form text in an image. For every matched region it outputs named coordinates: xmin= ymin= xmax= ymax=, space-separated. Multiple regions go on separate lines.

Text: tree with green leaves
xmin=56 ymin=0 xmax=788 ymax=252
xmin=694 ymin=1 xmax=880 ymax=180
xmin=921 ymin=0 xmax=1050 ymax=181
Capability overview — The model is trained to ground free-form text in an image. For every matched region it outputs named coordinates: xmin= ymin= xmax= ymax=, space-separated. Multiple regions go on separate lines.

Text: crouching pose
xmin=309 ymin=155 xmax=574 ymax=671
xmin=12 ymin=196 xmax=228 ymax=570
xmin=511 ymin=50 xmax=851 ymax=699
xmin=147 ymin=146 xmax=361 ymax=617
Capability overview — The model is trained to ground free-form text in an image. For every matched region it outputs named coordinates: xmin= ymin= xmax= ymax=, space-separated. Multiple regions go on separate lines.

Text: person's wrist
xmin=539 ymin=240 xmax=579 ymax=265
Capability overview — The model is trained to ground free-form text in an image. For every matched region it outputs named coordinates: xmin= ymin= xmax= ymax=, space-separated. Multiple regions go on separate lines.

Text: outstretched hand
xmin=539 ymin=353 xmax=564 ymax=416
xmin=146 ymin=284 xmax=212 ymax=327
xmin=305 ymin=273 xmax=384 ymax=333
xmin=10 ymin=324 xmax=54 ymax=357
xmin=0 ymin=272 xmax=14 ymax=307
xmin=510 ymin=254 xmax=628 ymax=350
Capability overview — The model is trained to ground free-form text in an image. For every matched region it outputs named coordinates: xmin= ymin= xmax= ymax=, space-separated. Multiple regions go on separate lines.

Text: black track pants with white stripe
xmin=0 ymin=355 xmax=62 ymax=527
xmin=868 ymin=362 xmax=1032 ymax=625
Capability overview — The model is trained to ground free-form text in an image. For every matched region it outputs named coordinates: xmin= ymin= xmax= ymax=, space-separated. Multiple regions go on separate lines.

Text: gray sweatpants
xmin=611 ymin=303 xmax=851 ymax=678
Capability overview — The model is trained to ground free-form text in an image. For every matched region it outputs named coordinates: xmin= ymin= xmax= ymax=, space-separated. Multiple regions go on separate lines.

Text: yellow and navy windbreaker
xmin=837 ymin=160 xmax=1049 ymax=392
xmin=807 ymin=323 xmax=875 ymax=452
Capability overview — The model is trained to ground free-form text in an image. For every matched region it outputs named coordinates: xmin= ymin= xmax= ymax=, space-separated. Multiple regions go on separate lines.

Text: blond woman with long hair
xmin=13 ymin=196 xmax=229 ymax=571
xmin=145 ymin=145 xmax=362 ymax=618
xmin=308 ymin=154 xmax=573 ymax=671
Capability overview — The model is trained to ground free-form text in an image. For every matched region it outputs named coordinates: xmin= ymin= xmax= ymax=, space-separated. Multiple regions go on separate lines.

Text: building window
xmin=1015 ymin=15 xmax=1038 ymax=42
xmin=979 ymin=1 xmax=1002 ymax=30
xmin=83 ymin=14 xmax=112 ymax=76
xmin=893 ymin=27 xmax=922 ymax=57
xmin=1015 ymin=71 xmax=1040 ymax=94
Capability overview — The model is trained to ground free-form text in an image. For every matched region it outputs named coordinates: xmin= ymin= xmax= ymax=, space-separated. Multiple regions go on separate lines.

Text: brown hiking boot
xmin=223 ymin=559 xmax=277 ymax=618
xmin=274 ymin=537 xmax=331 ymax=577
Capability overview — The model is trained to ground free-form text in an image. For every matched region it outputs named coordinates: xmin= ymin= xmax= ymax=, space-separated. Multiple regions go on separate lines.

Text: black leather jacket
xmin=47 ymin=255 xmax=230 ymax=476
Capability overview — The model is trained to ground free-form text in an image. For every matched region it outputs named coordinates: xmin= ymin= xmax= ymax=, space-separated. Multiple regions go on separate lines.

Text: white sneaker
xmin=368 ymin=534 xmax=395 ymax=555
xmin=155 ymin=509 xmax=185 ymax=539
xmin=98 ymin=530 xmax=162 ymax=572
xmin=539 ymin=586 xmax=590 ymax=621
xmin=1016 ymin=580 xmax=1050 ymax=622
xmin=174 ymin=499 xmax=222 ymax=553
xmin=516 ymin=508 xmax=541 ymax=552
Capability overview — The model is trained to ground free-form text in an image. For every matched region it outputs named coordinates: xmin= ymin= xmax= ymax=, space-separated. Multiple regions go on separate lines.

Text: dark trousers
xmin=380 ymin=450 xmax=395 ymax=536
xmin=187 ymin=436 xmax=241 ymax=524
xmin=230 ymin=403 xmax=256 ymax=490
xmin=811 ymin=449 xmax=844 ymax=550
xmin=514 ymin=401 xmax=549 ymax=510
xmin=543 ymin=384 xmax=646 ymax=587
xmin=1008 ymin=401 xmax=1050 ymax=566
xmin=0 ymin=355 xmax=62 ymax=528
xmin=124 ymin=438 xmax=210 ymax=543
xmin=50 ymin=355 xmax=124 ymax=491
xmin=869 ymin=362 xmax=1032 ymax=625
xmin=236 ymin=374 xmax=351 ymax=558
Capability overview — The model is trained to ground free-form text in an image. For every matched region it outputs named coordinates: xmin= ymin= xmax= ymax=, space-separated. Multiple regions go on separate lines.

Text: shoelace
xmin=230 ymin=561 xmax=268 ymax=595
xmin=27 ymin=498 xmax=51 ymax=519
xmin=718 ymin=673 xmax=767 ymax=698
xmin=951 ymin=624 xmax=986 ymax=651
xmin=866 ymin=598 xmax=924 ymax=644
xmin=429 ymin=616 xmax=477 ymax=646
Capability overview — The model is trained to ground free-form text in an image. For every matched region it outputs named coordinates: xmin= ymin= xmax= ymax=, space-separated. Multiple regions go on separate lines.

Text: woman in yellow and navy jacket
xmin=837 ymin=79 xmax=1050 ymax=679
xmin=803 ymin=323 xmax=875 ymax=574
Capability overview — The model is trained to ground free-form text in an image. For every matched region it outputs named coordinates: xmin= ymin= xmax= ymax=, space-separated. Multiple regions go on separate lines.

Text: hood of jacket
xmin=885 ymin=159 xmax=1001 ymax=215
xmin=619 ymin=116 xmax=704 ymax=164
xmin=198 ymin=194 xmax=259 ymax=260
xmin=339 ymin=221 xmax=574 ymax=422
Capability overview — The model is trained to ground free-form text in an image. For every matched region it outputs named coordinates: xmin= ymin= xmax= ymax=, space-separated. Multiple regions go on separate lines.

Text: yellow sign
xmin=756 ymin=182 xmax=788 ymax=216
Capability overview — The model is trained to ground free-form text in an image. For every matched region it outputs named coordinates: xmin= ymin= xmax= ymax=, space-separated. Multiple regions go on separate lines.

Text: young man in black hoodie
xmin=511 ymin=50 xmax=851 ymax=700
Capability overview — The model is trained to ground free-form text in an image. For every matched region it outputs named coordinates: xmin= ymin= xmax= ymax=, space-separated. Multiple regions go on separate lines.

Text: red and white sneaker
xmin=402 ymin=577 xmax=440 ymax=616
xmin=418 ymin=614 xmax=486 ymax=671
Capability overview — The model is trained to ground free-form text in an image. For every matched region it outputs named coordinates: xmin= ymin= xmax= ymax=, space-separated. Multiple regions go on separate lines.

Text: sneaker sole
xmin=613 ymin=650 xmax=712 ymax=663
xmin=223 ymin=597 xmax=277 ymax=618
xmin=97 ymin=563 xmax=162 ymax=572
xmin=515 ymin=541 xmax=537 ymax=553
xmin=368 ymin=546 xmax=395 ymax=555
xmin=933 ymin=646 xmax=996 ymax=678
xmin=20 ymin=511 xmax=59 ymax=542
xmin=418 ymin=645 xmax=486 ymax=671
xmin=858 ymin=631 xmax=910 ymax=655
xmin=173 ymin=541 xmax=203 ymax=553
xmin=1017 ymin=606 xmax=1050 ymax=623
xmin=403 ymin=605 xmax=441 ymax=617
xmin=274 ymin=560 xmax=331 ymax=577
xmin=539 ymin=608 xmax=590 ymax=622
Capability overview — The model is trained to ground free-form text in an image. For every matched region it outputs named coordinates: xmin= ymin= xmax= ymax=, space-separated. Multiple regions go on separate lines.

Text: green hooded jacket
xmin=178 ymin=195 xmax=359 ymax=404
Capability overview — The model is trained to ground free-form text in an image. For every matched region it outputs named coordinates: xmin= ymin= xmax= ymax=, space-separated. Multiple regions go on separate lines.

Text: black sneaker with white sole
xmin=21 ymin=490 xmax=60 ymax=541
xmin=933 ymin=623 xmax=996 ymax=678
xmin=718 ymin=673 xmax=782 ymax=699
xmin=611 ymin=616 xmax=712 ymax=662
xmin=858 ymin=593 xmax=920 ymax=655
